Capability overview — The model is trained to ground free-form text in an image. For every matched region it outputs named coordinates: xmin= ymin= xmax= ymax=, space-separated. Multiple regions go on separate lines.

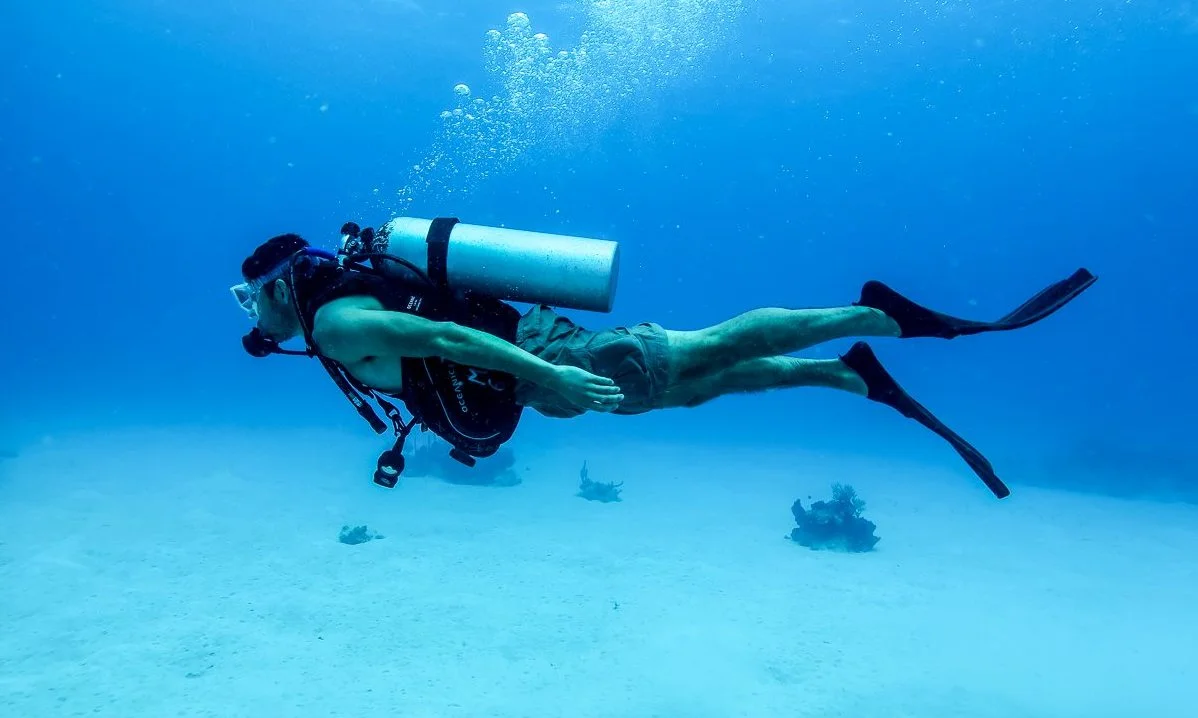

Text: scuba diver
xmin=231 ymin=217 xmax=1096 ymax=499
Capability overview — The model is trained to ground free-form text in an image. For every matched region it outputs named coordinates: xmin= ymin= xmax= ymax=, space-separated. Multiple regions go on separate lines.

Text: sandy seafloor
xmin=1 ymin=425 xmax=1195 ymax=718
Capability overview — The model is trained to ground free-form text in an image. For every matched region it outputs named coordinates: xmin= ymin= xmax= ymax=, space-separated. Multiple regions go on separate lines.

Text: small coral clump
xmin=789 ymin=483 xmax=880 ymax=553
xmin=339 ymin=525 xmax=385 ymax=545
xmin=577 ymin=460 xmax=623 ymax=502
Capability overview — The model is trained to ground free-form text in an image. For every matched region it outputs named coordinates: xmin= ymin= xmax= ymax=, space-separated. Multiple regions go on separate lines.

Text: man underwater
xmin=232 ymin=220 xmax=1096 ymax=498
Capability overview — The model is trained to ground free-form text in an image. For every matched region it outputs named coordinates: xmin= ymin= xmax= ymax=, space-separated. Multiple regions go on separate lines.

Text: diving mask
xmin=230 ymin=281 xmax=259 ymax=319
xmin=231 ymin=246 xmax=340 ymax=320
xmin=229 ymin=256 xmax=295 ymax=320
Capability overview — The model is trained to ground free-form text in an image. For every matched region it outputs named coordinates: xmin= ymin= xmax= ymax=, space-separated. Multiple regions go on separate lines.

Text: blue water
xmin=1 ymin=0 xmax=1196 ymax=712
xmin=5 ymin=0 xmax=1193 ymax=498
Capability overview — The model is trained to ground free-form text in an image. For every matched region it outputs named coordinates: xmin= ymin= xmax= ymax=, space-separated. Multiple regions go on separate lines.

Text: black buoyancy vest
xmin=296 ymin=260 xmax=524 ymax=466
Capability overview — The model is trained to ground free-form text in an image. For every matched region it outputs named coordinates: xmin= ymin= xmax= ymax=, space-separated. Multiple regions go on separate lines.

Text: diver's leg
xmin=659 ymin=356 xmax=867 ymax=408
xmin=665 ymin=306 xmax=899 ymax=382
xmin=659 ymin=346 xmax=1011 ymax=499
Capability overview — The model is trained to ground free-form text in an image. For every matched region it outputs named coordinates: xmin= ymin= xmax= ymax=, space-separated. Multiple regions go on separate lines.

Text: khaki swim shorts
xmin=512 ymin=304 xmax=671 ymax=417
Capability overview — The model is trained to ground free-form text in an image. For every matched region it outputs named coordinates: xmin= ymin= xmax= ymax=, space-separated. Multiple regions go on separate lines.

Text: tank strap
xmin=425 ymin=216 xmax=459 ymax=290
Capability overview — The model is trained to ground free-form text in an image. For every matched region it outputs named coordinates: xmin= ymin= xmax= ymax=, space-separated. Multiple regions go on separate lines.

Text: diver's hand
xmin=550 ymin=365 xmax=623 ymax=412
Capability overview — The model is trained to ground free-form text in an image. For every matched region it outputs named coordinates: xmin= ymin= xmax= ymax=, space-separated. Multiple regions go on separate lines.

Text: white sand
xmin=1 ymin=426 xmax=1195 ymax=717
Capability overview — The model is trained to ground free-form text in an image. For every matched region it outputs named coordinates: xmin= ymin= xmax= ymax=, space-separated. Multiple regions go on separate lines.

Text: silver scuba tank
xmin=349 ymin=216 xmax=620 ymax=313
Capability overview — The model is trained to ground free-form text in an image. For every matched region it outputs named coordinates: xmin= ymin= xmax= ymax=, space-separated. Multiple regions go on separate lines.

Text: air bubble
xmin=391 ymin=1 xmax=745 ymax=215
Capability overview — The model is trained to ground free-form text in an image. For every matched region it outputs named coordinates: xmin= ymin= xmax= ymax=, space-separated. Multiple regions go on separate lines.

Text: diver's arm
xmin=425 ymin=318 xmax=564 ymax=387
xmin=315 ymin=304 xmax=561 ymax=387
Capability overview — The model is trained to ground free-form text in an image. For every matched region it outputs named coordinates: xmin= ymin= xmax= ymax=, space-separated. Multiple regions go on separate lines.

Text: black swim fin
xmin=839 ymin=342 xmax=1010 ymax=499
xmin=855 ymin=268 xmax=1097 ymax=339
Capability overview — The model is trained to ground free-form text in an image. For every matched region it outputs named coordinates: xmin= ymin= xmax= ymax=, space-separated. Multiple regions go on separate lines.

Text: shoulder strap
xmin=425 ymin=216 xmax=459 ymax=290
xmin=287 ymin=258 xmax=423 ymax=488
xmin=312 ymin=353 xmax=421 ymax=488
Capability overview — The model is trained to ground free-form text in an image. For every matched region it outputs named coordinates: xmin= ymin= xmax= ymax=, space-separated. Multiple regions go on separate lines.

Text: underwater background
xmin=2 ymin=1 xmax=1196 ymax=716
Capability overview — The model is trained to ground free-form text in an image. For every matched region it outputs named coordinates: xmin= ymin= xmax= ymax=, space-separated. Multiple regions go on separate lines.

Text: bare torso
xmin=313 ymin=295 xmax=406 ymax=393
xmin=340 ymin=355 xmax=404 ymax=394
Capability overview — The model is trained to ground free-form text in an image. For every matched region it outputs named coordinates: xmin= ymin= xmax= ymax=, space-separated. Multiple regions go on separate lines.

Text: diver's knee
xmin=666 ymin=329 xmax=736 ymax=383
